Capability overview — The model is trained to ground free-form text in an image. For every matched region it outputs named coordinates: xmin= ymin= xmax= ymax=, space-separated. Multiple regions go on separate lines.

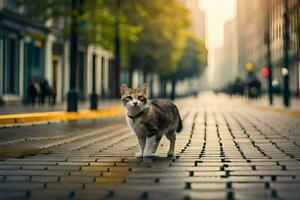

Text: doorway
xmin=3 ymin=34 xmax=19 ymax=95
xmin=77 ymin=50 xmax=85 ymax=100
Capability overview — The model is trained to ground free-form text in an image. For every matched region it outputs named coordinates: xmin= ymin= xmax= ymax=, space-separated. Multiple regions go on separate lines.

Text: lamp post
xmin=265 ymin=31 xmax=273 ymax=105
xmin=90 ymin=54 xmax=98 ymax=109
xmin=282 ymin=0 xmax=290 ymax=107
xmin=67 ymin=0 xmax=79 ymax=112
xmin=264 ymin=0 xmax=273 ymax=105
xmin=90 ymin=1 xmax=97 ymax=110
xmin=114 ymin=0 xmax=121 ymax=98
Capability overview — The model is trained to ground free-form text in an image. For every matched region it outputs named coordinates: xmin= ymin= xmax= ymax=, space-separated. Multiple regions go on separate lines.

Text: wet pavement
xmin=0 ymin=93 xmax=299 ymax=200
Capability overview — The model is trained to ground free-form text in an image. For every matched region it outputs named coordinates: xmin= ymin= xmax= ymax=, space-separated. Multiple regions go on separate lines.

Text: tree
xmin=18 ymin=0 xmax=201 ymax=99
xmin=169 ymin=33 xmax=208 ymax=99
xmin=122 ymin=0 xmax=190 ymax=95
xmin=17 ymin=0 xmax=139 ymax=51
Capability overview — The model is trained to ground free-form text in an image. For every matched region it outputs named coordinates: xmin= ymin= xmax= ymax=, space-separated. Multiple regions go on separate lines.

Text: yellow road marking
xmin=0 ymin=107 xmax=124 ymax=126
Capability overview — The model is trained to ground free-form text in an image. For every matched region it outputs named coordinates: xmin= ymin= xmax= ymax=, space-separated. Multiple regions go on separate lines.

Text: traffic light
xmin=261 ymin=67 xmax=269 ymax=77
xmin=245 ymin=62 xmax=254 ymax=72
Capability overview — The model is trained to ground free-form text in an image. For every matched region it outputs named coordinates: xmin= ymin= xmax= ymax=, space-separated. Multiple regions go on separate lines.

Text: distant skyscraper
xmin=236 ymin=0 xmax=299 ymax=95
xmin=223 ymin=19 xmax=238 ymax=83
xmin=213 ymin=47 xmax=225 ymax=88
xmin=177 ymin=0 xmax=206 ymax=42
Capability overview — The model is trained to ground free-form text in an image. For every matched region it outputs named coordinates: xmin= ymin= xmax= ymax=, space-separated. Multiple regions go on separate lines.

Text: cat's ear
xmin=139 ymin=83 xmax=147 ymax=94
xmin=120 ymin=83 xmax=129 ymax=95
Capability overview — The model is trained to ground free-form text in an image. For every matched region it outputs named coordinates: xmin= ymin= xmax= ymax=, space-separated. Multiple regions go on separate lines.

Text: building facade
xmin=236 ymin=0 xmax=267 ymax=79
xmin=236 ymin=0 xmax=300 ymax=95
xmin=0 ymin=0 xmax=114 ymax=105
xmin=223 ymin=19 xmax=238 ymax=85
xmin=177 ymin=0 xmax=206 ymax=42
xmin=267 ymin=0 xmax=300 ymax=95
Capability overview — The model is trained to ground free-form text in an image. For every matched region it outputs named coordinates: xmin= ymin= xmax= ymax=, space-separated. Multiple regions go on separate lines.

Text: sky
xmin=199 ymin=0 xmax=237 ymax=84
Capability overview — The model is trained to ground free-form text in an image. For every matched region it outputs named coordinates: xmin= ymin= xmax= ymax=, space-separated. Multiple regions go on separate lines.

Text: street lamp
xmin=264 ymin=0 xmax=273 ymax=106
xmin=282 ymin=0 xmax=290 ymax=107
xmin=90 ymin=1 xmax=98 ymax=110
xmin=90 ymin=54 xmax=98 ymax=109
xmin=67 ymin=0 xmax=80 ymax=112
xmin=114 ymin=0 xmax=121 ymax=98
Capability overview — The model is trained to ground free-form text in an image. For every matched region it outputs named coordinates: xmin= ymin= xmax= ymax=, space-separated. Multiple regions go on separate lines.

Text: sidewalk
xmin=0 ymin=93 xmax=299 ymax=200
xmin=218 ymin=94 xmax=300 ymax=112
xmin=0 ymin=99 xmax=123 ymax=127
xmin=0 ymin=99 xmax=120 ymax=115
xmin=248 ymin=94 xmax=300 ymax=110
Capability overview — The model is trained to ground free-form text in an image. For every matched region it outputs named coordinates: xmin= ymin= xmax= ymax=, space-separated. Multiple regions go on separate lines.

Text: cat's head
xmin=120 ymin=83 xmax=148 ymax=114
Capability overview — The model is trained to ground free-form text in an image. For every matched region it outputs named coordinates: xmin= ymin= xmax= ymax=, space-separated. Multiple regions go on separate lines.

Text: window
xmin=4 ymin=0 xmax=17 ymax=11
xmin=3 ymin=35 xmax=19 ymax=95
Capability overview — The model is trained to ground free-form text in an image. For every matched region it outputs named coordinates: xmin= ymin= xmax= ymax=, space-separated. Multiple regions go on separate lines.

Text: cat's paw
xmin=143 ymin=152 xmax=153 ymax=157
xmin=167 ymin=151 xmax=174 ymax=158
xmin=135 ymin=152 xmax=143 ymax=157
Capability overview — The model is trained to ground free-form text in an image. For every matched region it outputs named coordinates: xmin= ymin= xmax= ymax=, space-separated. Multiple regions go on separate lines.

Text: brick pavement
xmin=0 ymin=94 xmax=299 ymax=200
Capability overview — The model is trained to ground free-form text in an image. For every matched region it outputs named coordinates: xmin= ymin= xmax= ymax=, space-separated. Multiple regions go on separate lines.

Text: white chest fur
xmin=126 ymin=116 xmax=144 ymax=137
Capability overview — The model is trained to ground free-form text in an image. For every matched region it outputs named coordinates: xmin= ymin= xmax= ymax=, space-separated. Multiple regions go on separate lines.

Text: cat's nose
xmin=133 ymin=102 xmax=137 ymax=106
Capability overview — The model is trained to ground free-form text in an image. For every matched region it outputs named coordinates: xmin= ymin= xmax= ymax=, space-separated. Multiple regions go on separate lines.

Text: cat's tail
xmin=176 ymin=113 xmax=183 ymax=133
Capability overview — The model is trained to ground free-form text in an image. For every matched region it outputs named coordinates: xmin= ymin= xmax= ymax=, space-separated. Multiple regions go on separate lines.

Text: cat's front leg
xmin=143 ymin=135 xmax=156 ymax=157
xmin=143 ymin=124 xmax=158 ymax=157
xmin=135 ymin=136 xmax=146 ymax=157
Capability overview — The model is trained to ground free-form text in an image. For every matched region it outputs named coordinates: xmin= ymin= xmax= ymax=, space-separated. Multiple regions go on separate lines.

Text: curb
xmin=255 ymin=105 xmax=300 ymax=116
xmin=0 ymin=107 xmax=124 ymax=127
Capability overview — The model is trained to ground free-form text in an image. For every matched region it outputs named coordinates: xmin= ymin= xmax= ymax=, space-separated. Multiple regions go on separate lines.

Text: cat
xmin=120 ymin=83 xmax=182 ymax=157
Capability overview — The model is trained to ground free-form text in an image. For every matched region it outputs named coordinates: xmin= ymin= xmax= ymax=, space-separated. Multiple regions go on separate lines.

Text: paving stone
xmin=191 ymin=183 xmax=226 ymax=190
xmin=29 ymin=189 xmax=72 ymax=199
xmin=30 ymin=175 xmax=59 ymax=182
xmin=46 ymin=165 xmax=81 ymax=171
xmin=0 ymin=182 xmax=44 ymax=191
xmin=232 ymin=182 xmax=265 ymax=189
xmin=57 ymin=161 xmax=89 ymax=166
xmin=70 ymin=171 xmax=102 ymax=176
xmin=233 ymin=189 xmax=273 ymax=200
xmin=74 ymin=190 xmax=109 ymax=200
xmin=59 ymin=176 xmax=94 ymax=183
xmin=0 ymin=95 xmax=299 ymax=199
xmin=276 ymin=190 xmax=299 ymax=200
xmin=0 ymin=191 xmax=27 ymax=200
xmin=0 ymin=170 xmax=69 ymax=176
xmin=46 ymin=182 xmax=84 ymax=189
xmin=0 ymin=165 xmax=20 ymax=170
xmin=185 ymin=190 xmax=227 ymax=200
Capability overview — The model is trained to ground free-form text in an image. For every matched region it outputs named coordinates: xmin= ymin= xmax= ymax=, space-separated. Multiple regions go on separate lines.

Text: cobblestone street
xmin=0 ymin=93 xmax=299 ymax=200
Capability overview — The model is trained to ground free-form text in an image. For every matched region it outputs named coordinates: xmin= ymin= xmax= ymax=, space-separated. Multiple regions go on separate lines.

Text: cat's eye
xmin=138 ymin=96 xmax=146 ymax=102
xmin=123 ymin=96 xmax=132 ymax=103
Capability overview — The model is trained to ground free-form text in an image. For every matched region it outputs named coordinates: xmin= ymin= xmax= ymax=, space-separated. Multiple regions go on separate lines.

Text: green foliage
xmin=173 ymin=33 xmax=208 ymax=81
xmin=17 ymin=0 xmax=72 ymax=22
xmin=124 ymin=0 xmax=190 ymax=76
xmin=17 ymin=0 xmax=206 ymax=80
xmin=17 ymin=0 xmax=142 ymax=56
xmin=83 ymin=0 xmax=141 ymax=52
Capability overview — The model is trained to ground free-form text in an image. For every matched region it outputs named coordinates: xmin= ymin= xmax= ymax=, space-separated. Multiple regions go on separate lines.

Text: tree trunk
xmin=142 ymin=70 xmax=148 ymax=84
xmin=160 ymin=78 xmax=167 ymax=98
xmin=171 ymin=78 xmax=177 ymax=100
xmin=160 ymin=78 xmax=165 ymax=98
xmin=128 ymin=68 xmax=133 ymax=88
xmin=149 ymin=73 xmax=154 ymax=99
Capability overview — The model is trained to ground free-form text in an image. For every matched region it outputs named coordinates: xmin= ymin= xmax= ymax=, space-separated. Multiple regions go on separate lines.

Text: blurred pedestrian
xmin=232 ymin=78 xmax=244 ymax=96
xmin=247 ymin=76 xmax=261 ymax=99
xmin=40 ymin=79 xmax=57 ymax=106
xmin=27 ymin=80 xmax=41 ymax=106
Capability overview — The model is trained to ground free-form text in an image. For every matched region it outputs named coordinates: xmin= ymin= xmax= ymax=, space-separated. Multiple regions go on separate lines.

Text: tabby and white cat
xmin=120 ymin=83 xmax=182 ymax=157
